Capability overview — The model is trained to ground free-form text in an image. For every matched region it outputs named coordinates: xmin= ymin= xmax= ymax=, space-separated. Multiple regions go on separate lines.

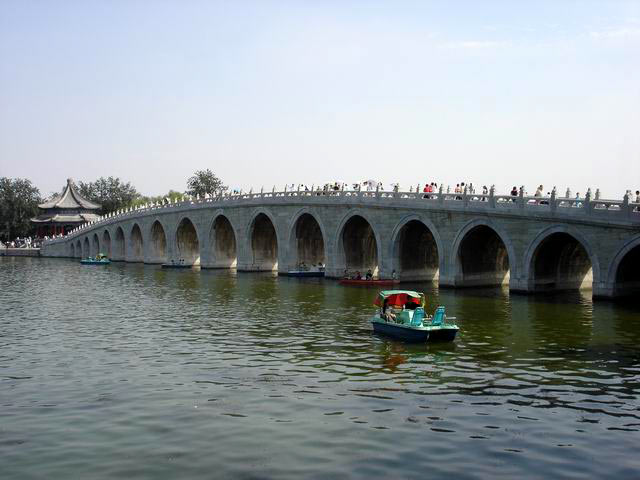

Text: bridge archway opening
xmin=114 ymin=227 xmax=125 ymax=261
xmin=70 ymin=243 xmax=75 ymax=258
xmin=457 ymin=225 xmax=510 ymax=287
xmin=83 ymin=237 xmax=90 ymax=259
xmin=75 ymin=240 xmax=82 ymax=258
xmin=614 ymin=244 xmax=640 ymax=297
xmin=342 ymin=215 xmax=378 ymax=276
xmin=250 ymin=213 xmax=278 ymax=270
xmin=531 ymin=232 xmax=592 ymax=291
xmin=102 ymin=230 xmax=111 ymax=258
xmin=130 ymin=224 xmax=144 ymax=262
xmin=176 ymin=218 xmax=200 ymax=265
xmin=150 ymin=221 xmax=168 ymax=264
xmin=92 ymin=233 xmax=100 ymax=257
xmin=210 ymin=215 xmax=237 ymax=268
xmin=291 ymin=213 xmax=325 ymax=269
xmin=394 ymin=220 xmax=438 ymax=281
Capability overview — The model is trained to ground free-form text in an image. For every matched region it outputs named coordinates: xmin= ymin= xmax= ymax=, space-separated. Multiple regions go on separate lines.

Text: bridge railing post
xmin=622 ymin=192 xmax=632 ymax=219
xmin=518 ymin=186 xmax=525 ymax=209
xmin=584 ymin=188 xmax=593 ymax=215
xmin=488 ymin=185 xmax=496 ymax=208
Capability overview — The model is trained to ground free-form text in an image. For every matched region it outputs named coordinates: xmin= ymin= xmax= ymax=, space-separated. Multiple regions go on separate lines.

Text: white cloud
xmin=442 ymin=40 xmax=508 ymax=49
xmin=590 ymin=27 xmax=640 ymax=39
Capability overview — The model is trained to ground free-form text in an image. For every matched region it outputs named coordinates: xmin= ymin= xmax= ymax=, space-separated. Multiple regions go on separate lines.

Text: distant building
xmin=31 ymin=178 xmax=101 ymax=236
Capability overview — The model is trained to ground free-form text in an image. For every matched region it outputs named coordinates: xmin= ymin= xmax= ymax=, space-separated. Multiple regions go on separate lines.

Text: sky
xmin=1 ymin=0 xmax=639 ymax=198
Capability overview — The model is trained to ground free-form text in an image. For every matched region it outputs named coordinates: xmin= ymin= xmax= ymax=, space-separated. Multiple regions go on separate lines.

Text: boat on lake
xmin=370 ymin=290 xmax=459 ymax=342
xmin=161 ymin=260 xmax=193 ymax=269
xmin=80 ymin=253 xmax=110 ymax=265
xmin=286 ymin=263 xmax=325 ymax=277
xmin=339 ymin=278 xmax=399 ymax=286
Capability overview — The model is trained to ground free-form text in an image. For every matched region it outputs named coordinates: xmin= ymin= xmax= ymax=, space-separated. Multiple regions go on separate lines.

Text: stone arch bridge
xmin=42 ymin=189 xmax=640 ymax=299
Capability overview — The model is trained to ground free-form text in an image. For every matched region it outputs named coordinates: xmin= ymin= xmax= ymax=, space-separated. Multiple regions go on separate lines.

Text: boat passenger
xmin=353 ymin=271 xmax=362 ymax=280
xmin=382 ymin=298 xmax=396 ymax=322
xmin=365 ymin=269 xmax=373 ymax=280
xmin=405 ymin=298 xmax=418 ymax=310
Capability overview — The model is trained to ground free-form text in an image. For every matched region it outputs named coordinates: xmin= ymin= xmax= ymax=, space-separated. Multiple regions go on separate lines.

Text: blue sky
xmin=1 ymin=1 xmax=639 ymax=197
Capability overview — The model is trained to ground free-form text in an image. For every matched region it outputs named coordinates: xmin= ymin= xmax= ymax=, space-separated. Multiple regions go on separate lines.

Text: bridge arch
xmin=175 ymin=216 xmax=201 ymax=265
xmin=523 ymin=225 xmax=598 ymax=292
xmin=113 ymin=227 xmax=125 ymax=261
xmin=92 ymin=233 xmax=100 ymax=257
xmin=451 ymin=219 xmax=514 ymax=287
xmin=129 ymin=224 xmax=144 ymax=262
xmin=606 ymin=234 xmax=640 ymax=298
xmin=208 ymin=213 xmax=237 ymax=268
xmin=287 ymin=209 xmax=326 ymax=271
xmin=69 ymin=243 xmax=75 ymax=258
xmin=149 ymin=220 xmax=168 ymax=264
xmin=390 ymin=215 xmax=441 ymax=282
xmin=83 ymin=237 xmax=90 ymax=259
xmin=102 ymin=230 xmax=111 ymax=258
xmin=75 ymin=239 xmax=82 ymax=258
xmin=247 ymin=209 xmax=279 ymax=271
xmin=335 ymin=211 xmax=381 ymax=277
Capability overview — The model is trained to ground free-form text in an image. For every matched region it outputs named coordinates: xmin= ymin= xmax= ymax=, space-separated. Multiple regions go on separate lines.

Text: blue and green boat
xmin=80 ymin=253 xmax=111 ymax=265
xmin=370 ymin=290 xmax=459 ymax=342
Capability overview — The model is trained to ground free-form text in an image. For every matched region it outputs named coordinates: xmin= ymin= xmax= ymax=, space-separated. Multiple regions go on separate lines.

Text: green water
xmin=1 ymin=257 xmax=639 ymax=479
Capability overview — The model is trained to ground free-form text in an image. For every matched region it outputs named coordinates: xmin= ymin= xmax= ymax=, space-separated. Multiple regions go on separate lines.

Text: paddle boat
xmin=370 ymin=290 xmax=459 ymax=342
xmin=161 ymin=259 xmax=193 ymax=269
xmin=339 ymin=269 xmax=400 ymax=286
xmin=286 ymin=263 xmax=325 ymax=278
xmin=340 ymin=278 xmax=399 ymax=286
xmin=80 ymin=253 xmax=111 ymax=265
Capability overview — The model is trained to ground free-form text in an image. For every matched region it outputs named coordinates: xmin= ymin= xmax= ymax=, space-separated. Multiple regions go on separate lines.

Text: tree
xmin=0 ymin=178 xmax=41 ymax=241
xmin=131 ymin=190 xmax=186 ymax=208
xmin=77 ymin=177 xmax=140 ymax=215
xmin=186 ymin=169 xmax=227 ymax=197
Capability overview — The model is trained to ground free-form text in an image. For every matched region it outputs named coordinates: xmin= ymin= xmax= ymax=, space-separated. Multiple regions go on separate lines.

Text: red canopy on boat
xmin=373 ymin=292 xmax=422 ymax=307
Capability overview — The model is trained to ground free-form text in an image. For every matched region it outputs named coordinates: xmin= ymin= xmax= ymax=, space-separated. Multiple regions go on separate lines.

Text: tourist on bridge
xmin=535 ymin=185 xmax=544 ymax=197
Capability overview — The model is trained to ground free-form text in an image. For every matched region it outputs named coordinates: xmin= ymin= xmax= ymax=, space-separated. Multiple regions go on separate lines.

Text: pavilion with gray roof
xmin=31 ymin=178 xmax=101 ymax=237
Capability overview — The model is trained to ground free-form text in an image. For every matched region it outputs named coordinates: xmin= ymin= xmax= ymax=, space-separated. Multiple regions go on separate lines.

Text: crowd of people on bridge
xmin=227 ymin=182 xmax=640 ymax=206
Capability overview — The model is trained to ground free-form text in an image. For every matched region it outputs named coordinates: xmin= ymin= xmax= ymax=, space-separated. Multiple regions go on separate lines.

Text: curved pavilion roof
xmin=31 ymin=213 xmax=101 ymax=224
xmin=38 ymin=178 xmax=101 ymax=210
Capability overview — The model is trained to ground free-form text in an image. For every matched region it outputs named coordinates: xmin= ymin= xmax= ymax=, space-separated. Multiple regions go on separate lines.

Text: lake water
xmin=2 ymin=257 xmax=639 ymax=479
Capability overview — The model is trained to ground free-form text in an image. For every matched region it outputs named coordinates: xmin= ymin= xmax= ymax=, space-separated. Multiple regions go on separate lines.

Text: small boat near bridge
xmin=80 ymin=253 xmax=110 ymax=265
xmin=370 ymin=290 xmax=459 ymax=342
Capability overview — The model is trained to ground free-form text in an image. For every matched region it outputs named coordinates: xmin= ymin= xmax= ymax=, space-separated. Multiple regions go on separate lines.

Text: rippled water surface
xmin=2 ymin=257 xmax=640 ymax=479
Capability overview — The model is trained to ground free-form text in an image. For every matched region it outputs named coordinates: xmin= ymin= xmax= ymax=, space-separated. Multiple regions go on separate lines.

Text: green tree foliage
xmin=131 ymin=190 xmax=186 ymax=207
xmin=0 ymin=178 xmax=41 ymax=240
xmin=77 ymin=177 xmax=140 ymax=215
xmin=186 ymin=169 xmax=227 ymax=197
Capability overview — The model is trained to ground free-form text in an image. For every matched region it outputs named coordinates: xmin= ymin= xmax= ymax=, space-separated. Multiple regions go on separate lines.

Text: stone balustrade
xmin=43 ymin=188 xmax=640 ymax=244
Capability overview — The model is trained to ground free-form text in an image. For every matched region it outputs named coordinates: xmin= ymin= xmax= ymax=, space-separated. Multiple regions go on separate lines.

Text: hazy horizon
xmin=1 ymin=1 xmax=639 ymax=199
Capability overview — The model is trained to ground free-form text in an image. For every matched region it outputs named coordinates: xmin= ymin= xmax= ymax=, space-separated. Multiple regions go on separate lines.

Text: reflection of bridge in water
xmin=42 ymin=188 xmax=640 ymax=299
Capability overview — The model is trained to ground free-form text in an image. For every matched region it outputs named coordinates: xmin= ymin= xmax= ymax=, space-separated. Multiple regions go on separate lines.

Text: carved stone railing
xmin=42 ymin=187 xmax=640 ymax=246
